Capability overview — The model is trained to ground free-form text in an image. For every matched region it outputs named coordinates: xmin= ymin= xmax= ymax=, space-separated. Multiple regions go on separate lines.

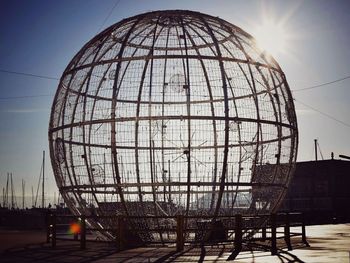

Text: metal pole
xmin=51 ymin=213 xmax=56 ymax=248
xmin=301 ymin=213 xmax=309 ymax=246
xmin=31 ymin=186 xmax=34 ymax=207
xmin=284 ymin=213 xmax=292 ymax=250
xmin=176 ymin=215 xmax=184 ymax=252
xmin=270 ymin=213 xmax=277 ymax=255
xmin=22 ymin=179 xmax=25 ymax=209
xmin=5 ymin=173 xmax=9 ymax=208
xmin=2 ymin=187 xmax=4 ymax=207
xmin=117 ymin=215 xmax=124 ymax=250
xmin=314 ymin=139 xmax=318 ymax=161
xmin=80 ymin=216 xmax=86 ymax=249
xmin=11 ymin=173 xmax=14 ymax=209
xmin=103 ymin=153 xmax=106 ymax=203
xmin=46 ymin=212 xmax=51 ymax=243
xmin=234 ymin=214 xmax=242 ymax=252
xmin=42 ymin=150 xmax=45 ymax=208
xmin=339 ymin=154 xmax=350 ymax=160
xmin=261 ymin=225 xmax=266 ymax=241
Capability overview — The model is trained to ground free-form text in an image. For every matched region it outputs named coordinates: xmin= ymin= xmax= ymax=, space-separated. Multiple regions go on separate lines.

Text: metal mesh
xmin=49 ymin=10 xmax=298 ymax=242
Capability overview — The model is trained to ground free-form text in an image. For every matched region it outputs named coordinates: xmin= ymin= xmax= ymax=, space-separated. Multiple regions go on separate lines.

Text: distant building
xmin=279 ymin=159 xmax=350 ymax=223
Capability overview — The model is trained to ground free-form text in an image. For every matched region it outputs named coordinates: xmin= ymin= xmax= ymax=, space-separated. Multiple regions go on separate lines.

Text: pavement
xmin=1 ymin=224 xmax=349 ymax=262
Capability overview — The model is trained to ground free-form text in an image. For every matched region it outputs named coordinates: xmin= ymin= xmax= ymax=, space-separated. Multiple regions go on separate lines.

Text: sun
xmin=253 ymin=19 xmax=288 ymax=57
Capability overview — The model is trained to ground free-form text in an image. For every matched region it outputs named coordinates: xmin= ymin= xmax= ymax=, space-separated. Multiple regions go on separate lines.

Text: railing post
xmin=117 ymin=215 xmax=125 ymax=251
xmin=227 ymin=214 xmax=243 ymax=261
xmin=284 ymin=213 xmax=292 ymax=250
xmin=46 ymin=212 xmax=51 ymax=243
xmin=73 ymin=217 xmax=79 ymax=241
xmin=234 ymin=214 xmax=242 ymax=252
xmin=261 ymin=225 xmax=266 ymax=241
xmin=270 ymin=213 xmax=277 ymax=255
xmin=80 ymin=216 xmax=86 ymax=249
xmin=176 ymin=215 xmax=184 ymax=252
xmin=301 ymin=213 xmax=309 ymax=246
xmin=51 ymin=213 xmax=56 ymax=248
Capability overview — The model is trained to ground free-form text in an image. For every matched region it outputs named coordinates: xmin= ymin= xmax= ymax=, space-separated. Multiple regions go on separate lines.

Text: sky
xmin=1 ymin=0 xmax=350 ymax=207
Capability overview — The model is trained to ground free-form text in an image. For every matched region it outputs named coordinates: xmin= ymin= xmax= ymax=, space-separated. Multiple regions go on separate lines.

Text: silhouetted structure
xmin=49 ymin=10 xmax=298 ymax=243
xmin=280 ymin=159 xmax=350 ymax=223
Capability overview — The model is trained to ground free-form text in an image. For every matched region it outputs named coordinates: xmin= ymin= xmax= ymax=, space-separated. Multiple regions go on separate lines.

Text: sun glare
xmin=253 ymin=19 xmax=288 ymax=57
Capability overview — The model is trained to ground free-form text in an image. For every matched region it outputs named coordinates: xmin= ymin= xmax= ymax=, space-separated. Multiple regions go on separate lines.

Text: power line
xmin=2 ymin=66 xmax=350 ymax=94
xmin=0 ymin=69 xmax=59 ymax=81
xmin=293 ymin=74 xmax=350 ymax=92
xmin=0 ymin=94 xmax=53 ymax=100
xmin=295 ymin=98 xmax=350 ymax=128
xmin=96 ymin=0 xmax=121 ymax=33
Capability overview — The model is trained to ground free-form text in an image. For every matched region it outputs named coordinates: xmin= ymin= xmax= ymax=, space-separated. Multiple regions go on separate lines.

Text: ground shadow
xmin=157 ymin=240 xmax=310 ymax=262
xmin=1 ymin=239 xmax=310 ymax=263
xmin=1 ymin=241 xmax=173 ymax=263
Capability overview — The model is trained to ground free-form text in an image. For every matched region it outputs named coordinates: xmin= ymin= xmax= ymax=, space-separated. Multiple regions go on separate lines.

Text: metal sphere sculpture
xmin=49 ymin=10 xmax=298 ymax=242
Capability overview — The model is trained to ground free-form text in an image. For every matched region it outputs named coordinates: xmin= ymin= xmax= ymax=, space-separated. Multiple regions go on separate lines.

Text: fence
xmin=46 ymin=212 xmax=309 ymax=255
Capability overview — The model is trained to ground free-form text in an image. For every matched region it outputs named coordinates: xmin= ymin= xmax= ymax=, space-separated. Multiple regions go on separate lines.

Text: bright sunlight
xmin=253 ymin=19 xmax=288 ymax=57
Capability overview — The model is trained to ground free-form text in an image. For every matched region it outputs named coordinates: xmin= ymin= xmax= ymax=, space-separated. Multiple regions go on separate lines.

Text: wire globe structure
xmin=49 ymin=10 xmax=298 ymax=243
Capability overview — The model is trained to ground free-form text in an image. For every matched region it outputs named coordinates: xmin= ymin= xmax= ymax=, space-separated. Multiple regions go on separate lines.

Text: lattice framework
xmin=49 ymin=10 xmax=298 ymax=242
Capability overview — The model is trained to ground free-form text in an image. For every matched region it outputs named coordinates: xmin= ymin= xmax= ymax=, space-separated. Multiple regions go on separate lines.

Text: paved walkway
xmin=1 ymin=224 xmax=349 ymax=262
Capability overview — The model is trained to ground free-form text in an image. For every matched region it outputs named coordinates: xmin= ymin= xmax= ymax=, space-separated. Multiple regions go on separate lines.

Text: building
xmin=280 ymin=159 xmax=350 ymax=223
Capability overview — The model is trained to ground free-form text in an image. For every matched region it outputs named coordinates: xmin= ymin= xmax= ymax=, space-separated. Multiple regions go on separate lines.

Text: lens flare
xmin=68 ymin=222 xmax=81 ymax=235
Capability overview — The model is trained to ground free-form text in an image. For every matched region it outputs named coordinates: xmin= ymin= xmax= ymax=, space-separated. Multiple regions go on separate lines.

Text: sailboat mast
xmin=2 ymin=187 xmax=4 ymax=207
xmin=31 ymin=186 xmax=34 ymax=207
xmin=11 ymin=173 xmax=14 ymax=209
xmin=42 ymin=150 xmax=45 ymax=208
xmin=5 ymin=173 xmax=9 ymax=208
xmin=22 ymin=179 xmax=25 ymax=209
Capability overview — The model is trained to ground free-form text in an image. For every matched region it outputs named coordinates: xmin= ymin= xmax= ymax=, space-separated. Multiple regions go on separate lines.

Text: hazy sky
xmin=1 ymin=0 xmax=350 ymax=204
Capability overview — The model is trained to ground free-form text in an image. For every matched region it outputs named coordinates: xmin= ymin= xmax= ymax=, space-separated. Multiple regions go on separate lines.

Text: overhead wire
xmin=1 ymin=55 xmax=350 ymax=130
xmin=0 ymin=0 xmax=121 ymax=101
xmin=293 ymin=74 xmax=350 ymax=92
xmin=317 ymin=140 xmax=324 ymax=160
xmin=96 ymin=0 xmax=121 ymax=33
xmin=0 ymin=94 xmax=53 ymax=100
xmin=0 ymin=69 xmax=57 ymax=99
xmin=0 ymin=69 xmax=59 ymax=81
xmin=1 ymin=67 xmax=350 ymax=98
xmin=295 ymin=98 xmax=350 ymax=128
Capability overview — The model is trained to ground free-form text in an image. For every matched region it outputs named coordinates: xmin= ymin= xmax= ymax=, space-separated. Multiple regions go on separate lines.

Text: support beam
xmin=176 ymin=215 xmax=184 ymax=252
xmin=234 ymin=214 xmax=242 ymax=252
xmin=270 ymin=213 xmax=277 ymax=255
xmin=117 ymin=215 xmax=125 ymax=251
xmin=284 ymin=212 xmax=292 ymax=250
xmin=80 ymin=216 xmax=86 ymax=249
xmin=51 ymin=213 xmax=56 ymax=248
